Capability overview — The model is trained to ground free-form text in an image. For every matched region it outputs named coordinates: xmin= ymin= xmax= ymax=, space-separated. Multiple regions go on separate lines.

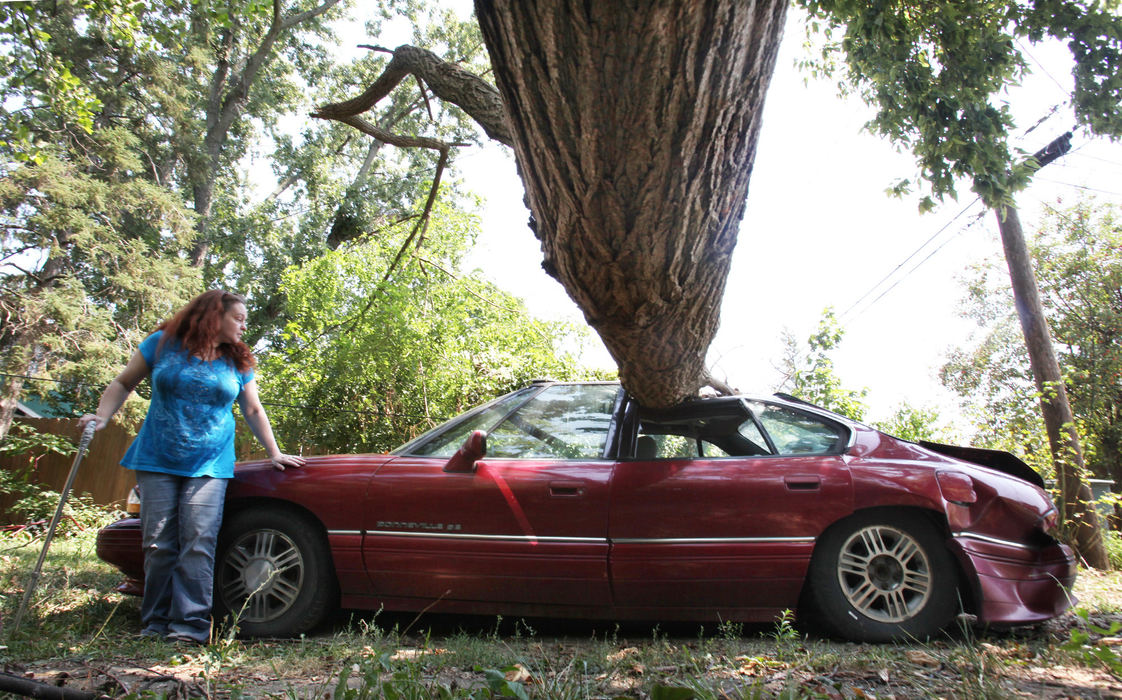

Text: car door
xmin=362 ymin=383 xmax=622 ymax=609
xmin=608 ymin=399 xmax=854 ymax=618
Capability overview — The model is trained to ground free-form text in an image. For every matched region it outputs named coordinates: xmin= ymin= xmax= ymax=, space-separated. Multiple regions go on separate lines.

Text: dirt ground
xmin=6 ymin=569 xmax=1122 ymax=699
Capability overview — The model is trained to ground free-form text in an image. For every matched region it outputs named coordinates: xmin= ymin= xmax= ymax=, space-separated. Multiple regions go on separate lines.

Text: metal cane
xmin=10 ymin=421 xmax=97 ymax=635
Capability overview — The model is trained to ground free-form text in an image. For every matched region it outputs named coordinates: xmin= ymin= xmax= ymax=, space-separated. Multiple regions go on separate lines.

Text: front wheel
xmin=214 ymin=508 xmax=336 ymax=637
xmin=805 ymin=510 xmax=959 ymax=642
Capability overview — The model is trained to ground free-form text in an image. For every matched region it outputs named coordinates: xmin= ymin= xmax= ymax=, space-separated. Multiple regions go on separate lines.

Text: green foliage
xmin=1104 ymin=528 xmax=1122 ymax=571
xmin=0 ymin=0 xmax=508 ymax=454
xmin=258 ymin=204 xmax=604 ymax=453
xmin=0 ymin=422 xmax=77 ymax=461
xmin=649 ymin=686 xmax=698 ymax=700
xmin=798 ymin=0 xmax=1122 ymax=210
xmin=1061 ymin=608 xmax=1122 ymax=679
xmin=871 ymin=402 xmax=951 ymax=443
xmin=772 ymin=609 xmax=800 ymax=644
xmin=779 ymin=308 xmax=869 ymax=421
xmin=0 ymin=0 xmax=141 ymax=159
xmin=0 ymin=145 xmax=201 ymax=427
xmin=942 ymin=199 xmax=1122 ymax=482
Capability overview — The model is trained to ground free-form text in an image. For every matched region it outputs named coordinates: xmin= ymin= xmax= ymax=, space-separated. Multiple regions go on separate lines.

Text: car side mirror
xmin=443 ymin=430 xmax=487 ymax=473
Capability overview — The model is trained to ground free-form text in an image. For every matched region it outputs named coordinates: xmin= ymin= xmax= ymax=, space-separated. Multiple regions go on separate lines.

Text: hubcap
xmin=836 ymin=525 xmax=931 ymax=623
xmin=219 ymin=528 xmax=304 ymax=623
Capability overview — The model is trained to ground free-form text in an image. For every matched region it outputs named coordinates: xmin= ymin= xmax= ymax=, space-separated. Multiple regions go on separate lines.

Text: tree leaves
xmin=799 ymin=0 xmax=1122 ymax=209
xmin=256 ymin=207 xmax=603 ymax=453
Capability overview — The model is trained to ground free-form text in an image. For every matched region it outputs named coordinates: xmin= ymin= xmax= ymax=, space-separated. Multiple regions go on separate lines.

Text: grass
xmin=2 ymin=513 xmax=1121 ymax=698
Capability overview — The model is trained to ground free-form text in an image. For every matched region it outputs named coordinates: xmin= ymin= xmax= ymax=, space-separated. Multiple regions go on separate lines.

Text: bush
xmin=1104 ymin=528 xmax=1122 ymax=571
xmin=0 ymin=469 xmax=114 ymax=537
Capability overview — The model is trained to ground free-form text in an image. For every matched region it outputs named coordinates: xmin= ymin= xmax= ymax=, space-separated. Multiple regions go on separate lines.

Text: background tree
xmin=257 ymin=203 xmax=601 ymax=453
xmin=0 ymin=0 xmax=580 ymax=454
xmin=779 ymin=308 xmax=949 ymax=442
xmin=778 ymin=309 xmax=869 ymax=422
xmin=944 ymin=198 xmax=1122 ymax=525
xmin=0 ymin=1 xmax=201 ymax=440
xmin=235 ymin=4 xmax=491 ymax=346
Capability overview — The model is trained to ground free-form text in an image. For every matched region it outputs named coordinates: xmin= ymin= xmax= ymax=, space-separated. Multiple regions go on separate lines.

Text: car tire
xmin=214 ymin=507 xmax=336 ymax=637
xmin=805 ymin=510 xmax=959 ymax=642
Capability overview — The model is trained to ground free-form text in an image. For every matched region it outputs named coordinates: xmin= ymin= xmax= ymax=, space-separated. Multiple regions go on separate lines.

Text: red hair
xmin=156 ymin=290 xmax=256 ymax=372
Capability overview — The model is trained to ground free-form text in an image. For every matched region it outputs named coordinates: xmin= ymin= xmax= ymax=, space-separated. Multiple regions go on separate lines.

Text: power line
xmin=1030 ymin=177 xmax=1122 ymax=197
xmin=838 ymin=197 xmax=983 ymax=322
xmin=837 ymin=117 xmax=1090 ymax=322
xmin=846 ymin=210 xmax=988 ymax=322
xmin=1015 ymin=38 xmax=1069 ymax=98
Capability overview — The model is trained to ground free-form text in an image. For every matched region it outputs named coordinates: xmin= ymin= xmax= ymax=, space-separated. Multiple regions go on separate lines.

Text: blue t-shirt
xmin=120 ymin=331 xmax=254 ymax=479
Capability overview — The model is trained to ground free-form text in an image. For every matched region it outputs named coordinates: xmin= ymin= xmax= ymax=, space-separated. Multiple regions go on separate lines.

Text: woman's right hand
xmin=78 ymin=414 xmax=107 ymax=431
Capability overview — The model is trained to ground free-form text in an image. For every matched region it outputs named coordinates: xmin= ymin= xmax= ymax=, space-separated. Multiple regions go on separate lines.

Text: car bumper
xmin=952 ymin=534 xmax=1077 ymax=623
xmin=96 ymin=517 xmax=144 ymax=594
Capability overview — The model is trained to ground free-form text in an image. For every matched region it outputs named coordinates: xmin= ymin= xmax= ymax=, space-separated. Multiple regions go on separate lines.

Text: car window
xmin=487 ymin=384 xmax=620 ymax=459
xmin=736 ymin=418 xmax=771 ymax=454
xmin=749 ymin=402 xmax=844 ymax=455
xmin=636 ymin=406 xmax=769 ymax=458
xmin=635 ymin=433 xmax=735 ymax=458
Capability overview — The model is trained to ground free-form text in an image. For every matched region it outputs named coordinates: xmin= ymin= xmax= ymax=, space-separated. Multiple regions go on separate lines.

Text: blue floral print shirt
xmin=120 ymin=331 xmax=254 ymax=479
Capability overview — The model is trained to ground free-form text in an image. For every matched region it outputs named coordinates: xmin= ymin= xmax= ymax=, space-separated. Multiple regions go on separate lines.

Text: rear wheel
xmin=806 ymin=510 xmax=959 ymax=642
xmin=214 ymin=508 xmax=336 ymax=637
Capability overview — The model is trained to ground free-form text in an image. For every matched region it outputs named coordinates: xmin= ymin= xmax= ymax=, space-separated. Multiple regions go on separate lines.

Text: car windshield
xmin=396 ymin=383 xmax=621 ymax=459
xmin=395 ymin=387 xmax=539 ymax=457
xmin=487 ymin=384 xmax=620 ymax=459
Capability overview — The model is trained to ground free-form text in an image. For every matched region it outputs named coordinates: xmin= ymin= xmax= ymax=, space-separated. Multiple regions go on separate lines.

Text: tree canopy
xmin=800 ymin=0 xmax=1122 ymax=210
xmin=0 ymin=0 xmax=598 ymax=447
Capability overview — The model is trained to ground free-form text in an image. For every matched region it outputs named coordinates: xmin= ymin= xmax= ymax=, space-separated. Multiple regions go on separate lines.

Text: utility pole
xmin=993 ymin=131 xmax=1108 ymax=569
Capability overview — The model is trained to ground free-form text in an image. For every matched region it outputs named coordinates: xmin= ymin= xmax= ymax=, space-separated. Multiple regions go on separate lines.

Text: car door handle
xmin=784 ymin=476 xmax=821 ymax=491
xmin=549 ymin=481 xmax=585 ymax=497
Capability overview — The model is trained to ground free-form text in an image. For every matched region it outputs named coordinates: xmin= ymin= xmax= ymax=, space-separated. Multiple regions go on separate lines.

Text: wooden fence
xmin=1 ymin=418 xmax=136 ymax=521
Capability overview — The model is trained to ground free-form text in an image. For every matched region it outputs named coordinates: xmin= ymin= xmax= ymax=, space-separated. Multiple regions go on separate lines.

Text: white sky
xmin=449 ymin=11 xmax=1122 ymax=426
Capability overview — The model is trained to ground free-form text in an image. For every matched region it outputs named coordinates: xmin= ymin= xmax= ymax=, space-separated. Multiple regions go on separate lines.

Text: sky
xmin=448 ymin=10 xmax=1122 ymax=428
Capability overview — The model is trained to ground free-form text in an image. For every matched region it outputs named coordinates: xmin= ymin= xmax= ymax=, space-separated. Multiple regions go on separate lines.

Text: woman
xmin=79 ymin=289 xmax=304 ymax=644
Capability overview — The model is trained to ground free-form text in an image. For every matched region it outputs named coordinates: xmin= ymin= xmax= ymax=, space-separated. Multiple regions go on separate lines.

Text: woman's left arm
xmin=238 ymin=379 xmax=306 ymax=471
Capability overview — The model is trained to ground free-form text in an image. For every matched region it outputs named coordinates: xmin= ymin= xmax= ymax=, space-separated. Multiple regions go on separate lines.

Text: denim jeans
xmin=135 ymin=471 xmax=227 ymax=643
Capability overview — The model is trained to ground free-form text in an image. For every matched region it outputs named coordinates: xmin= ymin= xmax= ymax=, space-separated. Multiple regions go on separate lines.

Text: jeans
xmin=135 ymin=471 xmax=227 ymax=642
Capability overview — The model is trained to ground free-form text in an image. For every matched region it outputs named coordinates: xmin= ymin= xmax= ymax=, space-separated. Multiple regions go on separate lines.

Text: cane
xmin=10 ymin=420 xmax=98 ymax=635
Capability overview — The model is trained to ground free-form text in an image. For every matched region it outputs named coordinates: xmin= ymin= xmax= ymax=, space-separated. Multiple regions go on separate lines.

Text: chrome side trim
xmin=368 ymin=530 xmax=603 ymax=543
xmin=613 ymin=536 xmax=816 ymax=545
xmin=352 ymin=530 xmax=817 ymax=545
xmin=953 ymin=532 xmax=1034 ymax=551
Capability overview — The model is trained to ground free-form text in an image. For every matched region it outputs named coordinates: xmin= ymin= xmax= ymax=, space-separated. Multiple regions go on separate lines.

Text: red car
xmin=96 ymin=381 xmax=1076 ymax=642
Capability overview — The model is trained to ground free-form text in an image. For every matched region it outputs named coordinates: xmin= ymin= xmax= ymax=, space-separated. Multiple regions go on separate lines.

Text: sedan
xmin=96 ymin=380 xmax=1076 ymax=642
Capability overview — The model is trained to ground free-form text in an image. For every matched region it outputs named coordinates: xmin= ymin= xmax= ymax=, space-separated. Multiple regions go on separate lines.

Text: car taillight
xmin=1041 ymin=506 xmax=1061 ymax=536
xmin=126 ymin=486 xmax=141 ymax=516
xmin=936 ymin=470 xmax=977 ymax=505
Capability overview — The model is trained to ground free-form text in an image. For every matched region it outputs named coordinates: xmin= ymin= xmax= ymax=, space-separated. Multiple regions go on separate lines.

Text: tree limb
xmin=315 ymin=44 xmax=513 ymax=146
xmin=703 ymin=373 xmax=737 ymax=397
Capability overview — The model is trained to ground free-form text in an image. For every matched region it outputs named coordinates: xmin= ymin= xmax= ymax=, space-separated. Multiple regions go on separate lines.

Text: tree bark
xmin=315 ymin=45 xmax=512 ymax=147
xmin=473 ymin=0 xmax=788 ymax=408
xmin=995 ymin=205 xmax=1109 ymax=569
